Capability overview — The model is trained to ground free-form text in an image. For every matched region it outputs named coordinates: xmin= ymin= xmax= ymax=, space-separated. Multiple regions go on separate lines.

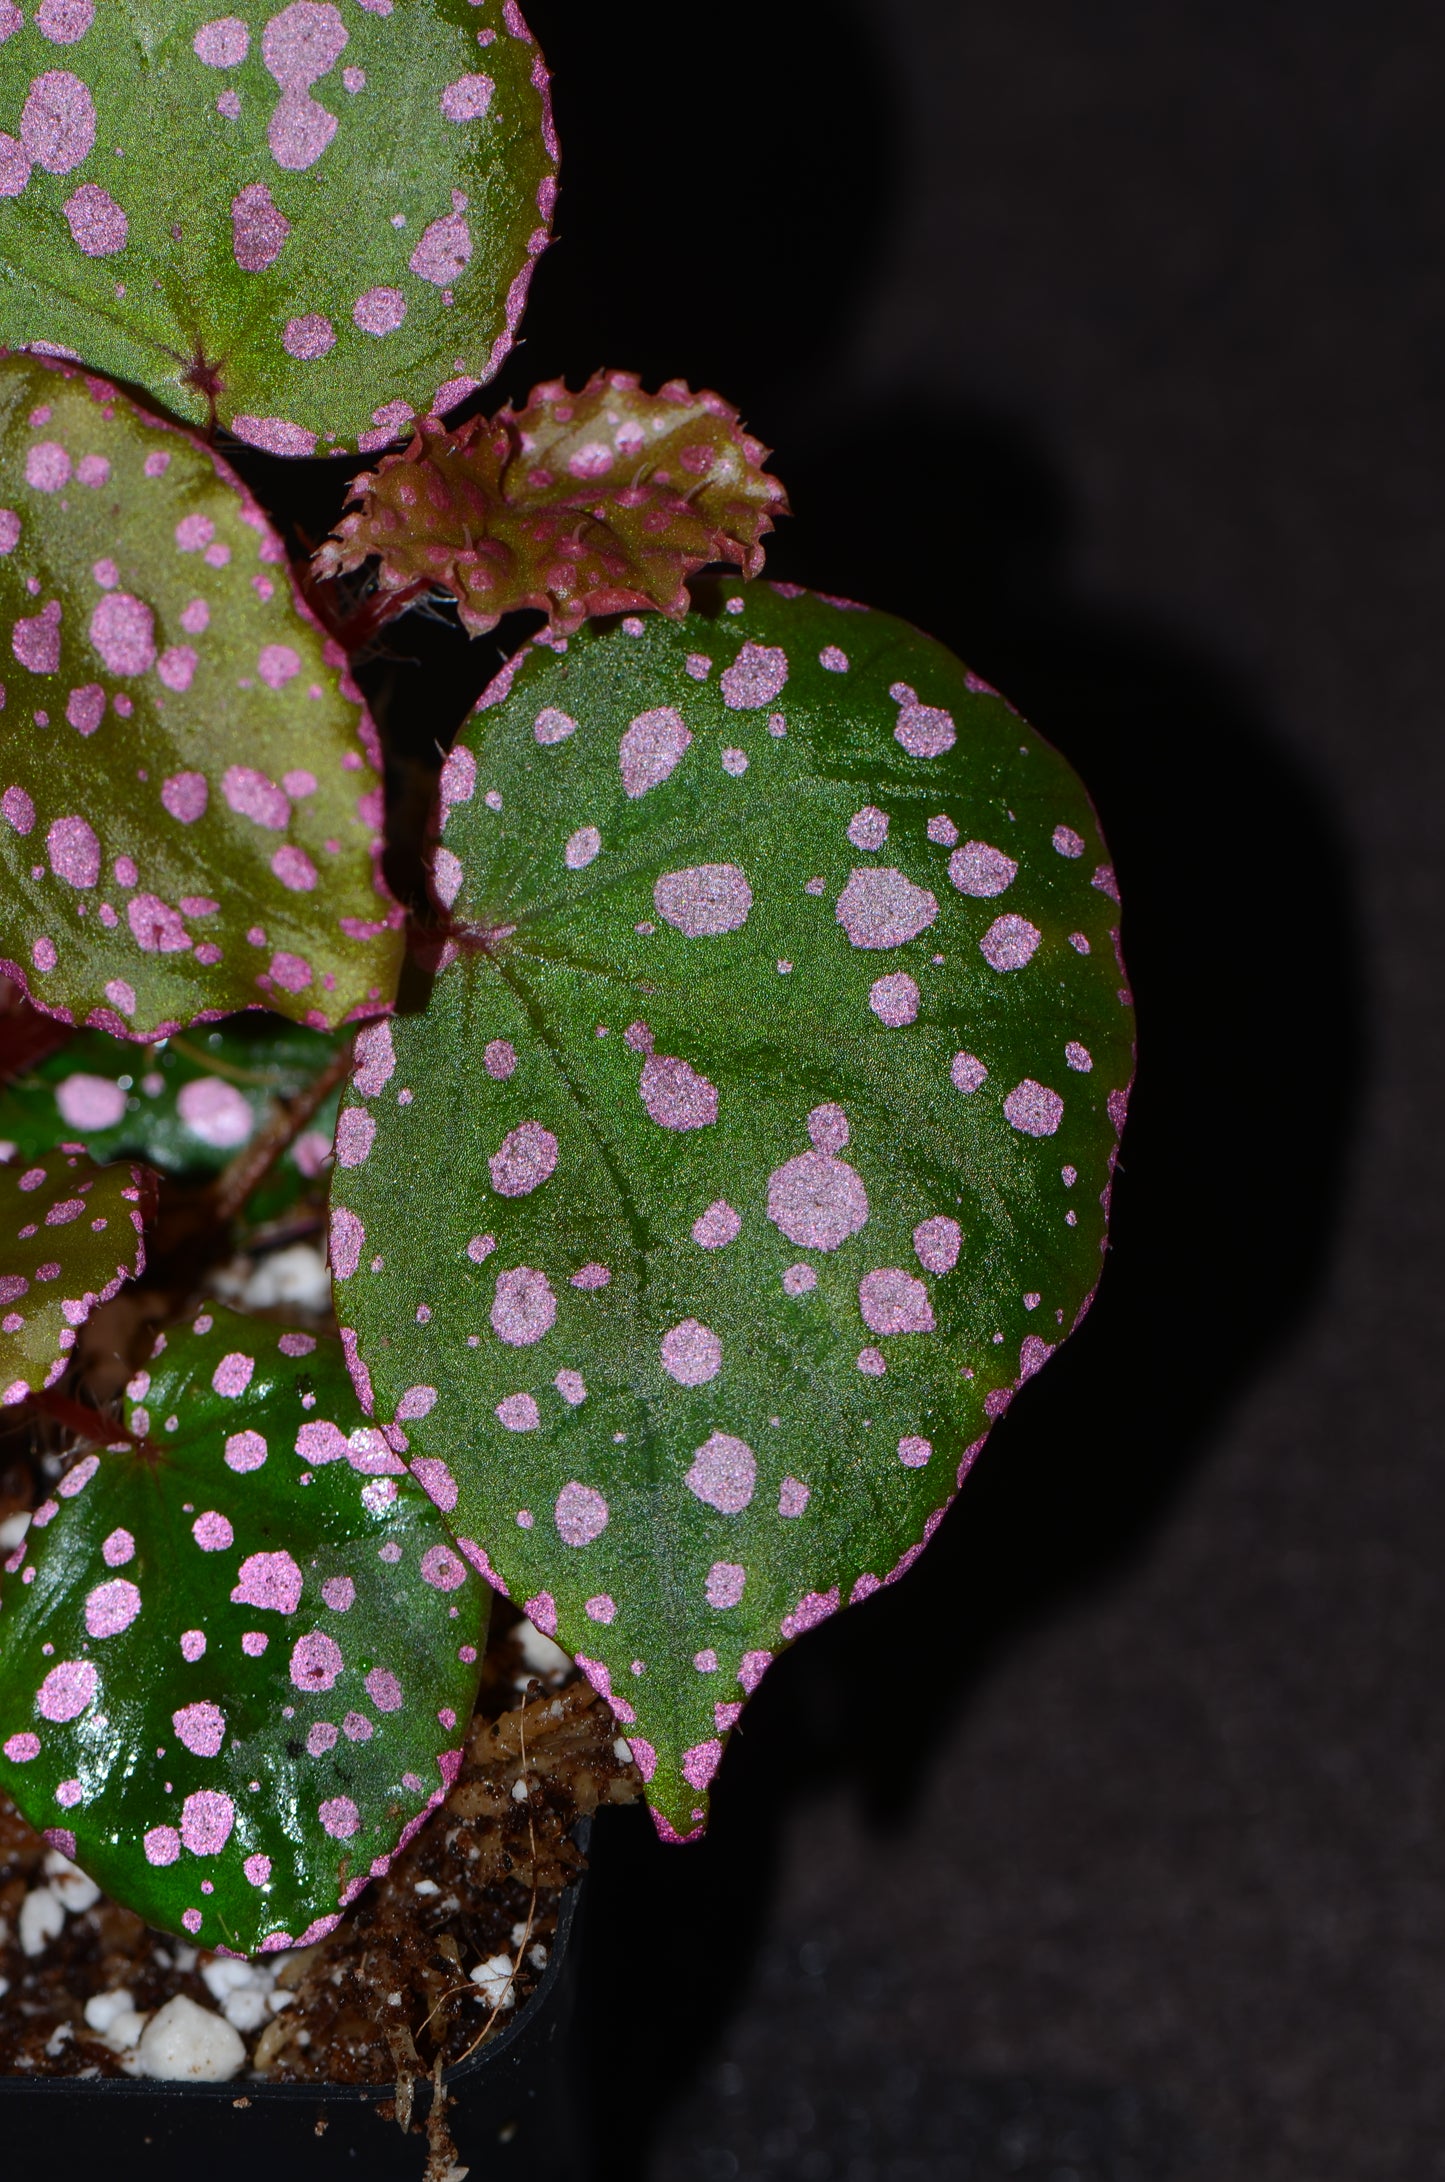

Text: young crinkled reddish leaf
xmin=0 ymin=1147 xmax=150 ymax=1405
xmin=0 ymin=1308 xmax=488 ymax=1954
xmin=328 ymin=582 xmax=1135 ymax=1840
xmin=315 ymin=372 xmax=788 ymax=637
xmin=0 ymin=352 xmax=403 ymax=1041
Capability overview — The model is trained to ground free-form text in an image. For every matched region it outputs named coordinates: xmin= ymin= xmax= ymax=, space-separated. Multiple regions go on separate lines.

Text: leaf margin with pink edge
xmin=0 ymin=1146 xmax=151 ymax=1404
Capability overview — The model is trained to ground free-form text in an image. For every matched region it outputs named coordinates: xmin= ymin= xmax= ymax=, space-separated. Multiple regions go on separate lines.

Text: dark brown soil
xmin=0 ymin=1603 xmax=642 ymax=2084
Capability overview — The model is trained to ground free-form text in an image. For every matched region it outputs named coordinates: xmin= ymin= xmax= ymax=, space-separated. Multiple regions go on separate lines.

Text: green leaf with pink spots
xmin=0 ymin=1145 xmax=150 ymax=1405
xmin=0 ymin=1304 xmax=488 ymax=1954
xmin=0 ymin=1014 xmax=345 ymax=1223
xmin=316 ymin=371 xmax=789 ymax=636
xmin=0 ymin=1 xmax=556 ymax=455
xmin=328 ymin=583 xmax=1137 ymax=1840
xmin=0 ymin=351 xmax=403 ymax=1041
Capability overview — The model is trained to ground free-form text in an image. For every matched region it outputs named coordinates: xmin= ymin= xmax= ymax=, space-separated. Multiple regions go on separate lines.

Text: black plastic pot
xmin=0 ymin=1858 xmax=588 ymax=2180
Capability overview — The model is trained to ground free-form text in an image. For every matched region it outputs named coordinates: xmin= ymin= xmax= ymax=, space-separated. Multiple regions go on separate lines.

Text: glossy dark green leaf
xmin=0 ymin=1144 xmax=149 ymax=1404
xmin=0 ymin=1013 xmax=344 ymax=1220
xmin=0 ymin=352 xmax=402 ymax=1039
xmin=0 ymin=1 xmax=556 ymax=453
xmin=317 ymin=372 xmax=788 ymax=636
xmin=329 ymin=584 xmax=1135 ymax=1837
xmin=0 ymin=1305 xmax=488 ymax=1952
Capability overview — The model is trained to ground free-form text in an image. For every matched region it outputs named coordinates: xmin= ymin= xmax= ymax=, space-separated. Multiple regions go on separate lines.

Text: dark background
xmin=351 ymin=3 xmax=1439 ymax=2176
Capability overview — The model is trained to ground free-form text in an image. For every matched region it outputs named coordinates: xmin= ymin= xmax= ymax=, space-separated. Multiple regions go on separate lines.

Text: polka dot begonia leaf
xmin=0 ymin=1012 xmax=345 ymax=1219
xmin=0 ymin=1145 xmax=150 ymax=1404
xmin=0 ymin=1305 xmax=489 ymax=1954
xmin=329 ymin=582 xmax=1137 ymax=1840
xmin=315 ymin=371 xmax=788 ymax=637
xmin=0 ymin=351 xmax=403 ymax=1040
xmin=0 ymin=0 xmax=556 ymax=454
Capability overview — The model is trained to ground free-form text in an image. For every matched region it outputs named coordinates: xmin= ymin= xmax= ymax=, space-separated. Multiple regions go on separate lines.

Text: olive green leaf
xmin=0 ymin=1305 xmax=488 ymax=1953
xmin=329 ymin=583 xmax=1134 ymax=1837
xmin=0 ymin=352 xmax=402 ymax=1040
xmin=0 ymin=1145 xmax=150 ymax=1404
xmin=0 ymin=0 xmax=556 ymax=453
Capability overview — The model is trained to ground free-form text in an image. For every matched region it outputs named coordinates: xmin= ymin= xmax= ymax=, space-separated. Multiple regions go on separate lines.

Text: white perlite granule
xmin=469 ymin=1955 xmax=516 ymax=2010
xmin=134 ymin=1994 xmax=246 ymax=2081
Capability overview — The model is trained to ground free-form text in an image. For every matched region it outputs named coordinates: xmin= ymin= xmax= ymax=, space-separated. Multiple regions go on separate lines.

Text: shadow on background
xmin=576 ymin=399 xmax=1366 ymax=2175
xmin=497 ymin=10 xmax=1370 ymax=2180
xmin=234 ymin=6 xmax=1366 ymax=2172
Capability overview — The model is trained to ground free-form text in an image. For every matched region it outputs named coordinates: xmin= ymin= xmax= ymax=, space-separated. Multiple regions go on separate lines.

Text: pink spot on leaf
xmin=858 ymin=1267 xmax=935 ymax=1335
xmin=492 ymin=1267 xmax=556 ymax=1346
xmin=354 ymin=286 xmax=406 ymax=335
xmin=230 ymin=1549 xmax=303 ymax=1614
xmin=1003 ymin=1079 xmax=1064 ymax=1136
xmin=692 ymin=1199 xmax=740 ymax=1248
xmin=979 ymin=914 xmax=1041 ymax=971
xmin=195 ymin=17 xmax=249 ymax=66
xmin=685 ymin=1432 xmax=755 ymax=1514
xmin=868 ymin=971 xmax=919 ymax=1026
xmin=490 ymin=1121 xmax=557 ymax=1197
xmin=181 ymin=1789 xmax=234 ymax=1854
xmin=836 ymin=867 xmax=938 ymax=950
xmin=640 ymin=1053 xmax=717 ymax=1131
xmin=706 ymin=1561 xmax=745 ymax=1608
xmin=14 ymin=599 xmax=61 ymax=672
xmin=63 ymin=182 xmax=125 ymax=254
xmin=410 ymin=211 xmax=471 ymax=286
xmin=555 ymin=1481 xmax=608 ymax=1545
xmin=47 ymin=815 xmax=99 ymax=888
xmin=619 ymin=707 xmax=690 ymax=797
xmin=950 ymin=841 xmax=1018 ymax=896
xmin=173 ymin=1701 xmax=226 ymax=1757
xmin=84 ymin=1574 xmax=141 ymax=1637
xmin=768 ymin=1149 xmax=868 ymax=1251
xmin=720 ymin=642 xmax=788 ymax=710
xmin=661 ymin=1319 xmax=722 ymax=1385
xmin=291 ymin=1631 xmax=343 ymax=1690
xmin=65 ymin=683 xmax=104 ymax=734
xmin=36 ymin=1658 xmax=95 ymax=1721
xmin=225 ymin=1430 xmax=267 ymax=1473
xmin=89 ymin=593 xmax=154 ymax=675
xmin=654 ymin=863 xmax=752 ymax=937
xmin=21 ymin=69 xmax=94 ymax=173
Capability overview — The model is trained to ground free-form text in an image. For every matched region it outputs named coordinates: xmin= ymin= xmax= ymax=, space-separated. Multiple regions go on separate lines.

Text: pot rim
xmin=0 ymin=1823 xmax=587 ymax=2104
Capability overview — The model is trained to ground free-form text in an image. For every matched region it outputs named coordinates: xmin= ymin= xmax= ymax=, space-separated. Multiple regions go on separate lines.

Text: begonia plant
xmin=0 ymin=1 xmax=1133 ymax=1950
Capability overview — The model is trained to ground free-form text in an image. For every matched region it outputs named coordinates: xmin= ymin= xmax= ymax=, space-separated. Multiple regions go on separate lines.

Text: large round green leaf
xmin=329 ymin=584 xmax=1135 ymax=1837
xmin=0 ymin=1305 xmax=488 ymax=1952
xmin=0 ymin=352 xmax=402 ymax=1039
xmin=0 ymin=1 xmax=556 ymax=453
xmin=0 ymin=1145 xmax=149 ymax=1403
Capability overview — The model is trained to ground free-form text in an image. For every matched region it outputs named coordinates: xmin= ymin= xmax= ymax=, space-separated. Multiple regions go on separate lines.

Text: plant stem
xmin=210 ymin=1036 xmax=354 ymax=1226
